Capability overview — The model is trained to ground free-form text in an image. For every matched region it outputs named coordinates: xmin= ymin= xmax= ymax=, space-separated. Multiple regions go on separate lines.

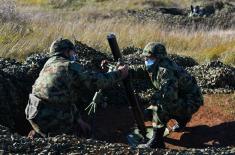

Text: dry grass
xmin=1 ymin=16 xmax=235 ymax=65
xmin=16 ymin=0 xmax=193 ymax=9
xmin=0 ymin=0 xmax=234 ymax=65
xmin=17 ymin=0 xmax=47 ymax=5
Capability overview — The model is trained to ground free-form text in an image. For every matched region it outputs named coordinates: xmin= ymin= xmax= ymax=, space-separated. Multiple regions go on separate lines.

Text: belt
xmin=33 ymin=94 xmax=75 ymax=111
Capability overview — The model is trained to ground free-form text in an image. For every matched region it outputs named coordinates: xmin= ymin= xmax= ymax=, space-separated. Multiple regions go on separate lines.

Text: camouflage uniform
xmin=25 ymin=39 xmax=123 ymax=137
xmin=132 ymin=42 xmax=203 ymax=129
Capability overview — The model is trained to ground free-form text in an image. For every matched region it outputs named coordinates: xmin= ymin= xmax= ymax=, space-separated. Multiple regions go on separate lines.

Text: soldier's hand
xmin=100 ymin=60 xmax=109 ymax=72
xmin=118 ymin=64 xmax=129 ymax=79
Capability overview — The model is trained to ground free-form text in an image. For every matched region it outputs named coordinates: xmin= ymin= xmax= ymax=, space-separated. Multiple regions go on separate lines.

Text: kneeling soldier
xmin=25 ymin=38 xmax=128 ymax=138
xmin=131 ymin=42 xmax=203 ymax=148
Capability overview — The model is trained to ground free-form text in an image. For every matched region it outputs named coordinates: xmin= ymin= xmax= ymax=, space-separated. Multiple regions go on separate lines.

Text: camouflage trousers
xmin=28 ymin=103 xmax=79 ymax=137
xmin=26 ymin=94 xmax=89 ymax=137
xmin=151 ymin=98 xmax=200 ymax=128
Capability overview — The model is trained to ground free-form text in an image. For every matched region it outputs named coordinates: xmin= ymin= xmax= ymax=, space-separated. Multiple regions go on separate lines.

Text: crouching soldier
xmin=130 ymin=42 xmax=203 ymax=148
xmin=25 ymin=38 xmax=128 ymax=138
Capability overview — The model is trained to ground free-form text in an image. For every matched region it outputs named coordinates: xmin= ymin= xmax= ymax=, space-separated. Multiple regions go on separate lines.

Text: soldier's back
xmin=160 ymin=57 xmax=203 ymax=104
xmin=32 ymin=56 xmax=71 ymax=104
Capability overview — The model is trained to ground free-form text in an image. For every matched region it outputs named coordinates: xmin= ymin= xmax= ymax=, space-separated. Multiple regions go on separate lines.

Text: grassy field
xmin=0 ymin=0 xmax=234 ymax=65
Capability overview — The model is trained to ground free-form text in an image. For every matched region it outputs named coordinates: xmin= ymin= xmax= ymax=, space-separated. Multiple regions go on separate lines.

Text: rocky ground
xmin=0 ymin=42 xmax=234 ymax=154
xmin=65 ymin=1 xmax=235 ymax=30
xmin=1 ymin=125 xmax=235 ymax=154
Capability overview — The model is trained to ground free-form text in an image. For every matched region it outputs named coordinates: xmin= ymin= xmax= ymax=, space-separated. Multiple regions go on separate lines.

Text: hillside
xmin=0 ymin=0 xmax=234 ymax=65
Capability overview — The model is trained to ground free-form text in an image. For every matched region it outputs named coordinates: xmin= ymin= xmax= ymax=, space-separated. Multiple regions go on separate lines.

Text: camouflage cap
xmin=50 ymin=38 xmax=76 ymax=56
xmin=141 ymin=42 xmax=167 ymax=58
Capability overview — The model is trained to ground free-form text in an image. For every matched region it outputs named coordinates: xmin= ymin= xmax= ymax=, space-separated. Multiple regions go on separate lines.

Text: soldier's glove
xmin=100 ymin=60 xmax=109 ymax=73
xmin=118 ymin=64 xmax=129 ymax=79
xmin=116 ymin=58 xmax=124 ymax=67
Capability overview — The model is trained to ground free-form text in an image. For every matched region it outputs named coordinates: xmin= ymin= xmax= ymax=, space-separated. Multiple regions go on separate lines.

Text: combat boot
xmin=138 ymin=127 xmax=166 ymax=149
xmin=173 ymin=117 xmax=191 ymax=132
xmin=27 ymin=129 xmax=44 ymax=139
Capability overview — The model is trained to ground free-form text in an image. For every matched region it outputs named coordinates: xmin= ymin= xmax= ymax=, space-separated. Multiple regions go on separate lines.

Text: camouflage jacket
xmin=32 ymin=56 xmax=122 ymax=108
xmin=131 ymin=57 xmax=203 ymax=106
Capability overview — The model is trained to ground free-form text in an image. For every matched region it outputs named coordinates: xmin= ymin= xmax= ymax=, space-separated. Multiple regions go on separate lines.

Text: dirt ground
xmin=18 ymin=94 xmax=235 ymax=150
xmin=93 ymin=94 xmax=235 ymax=150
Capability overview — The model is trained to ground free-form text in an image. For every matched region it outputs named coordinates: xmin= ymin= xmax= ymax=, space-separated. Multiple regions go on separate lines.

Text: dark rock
xmin=127 ymin=2 xmax=235 ymax=30
xmin=168 ymin=54 xmax=198 ymax=67
xmin=0 ymin=124 xmax=235 ymax=154
xmin=186 ymin=60 xmax=235 ymax=93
